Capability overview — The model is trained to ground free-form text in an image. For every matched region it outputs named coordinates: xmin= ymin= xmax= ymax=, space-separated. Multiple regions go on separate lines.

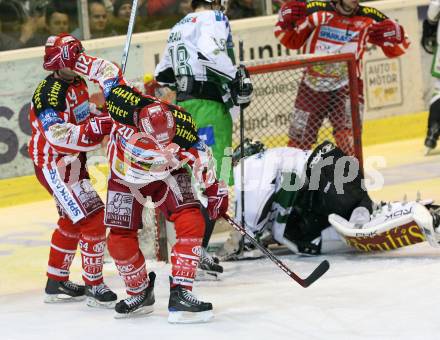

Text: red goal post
xmin=238 ymin=53 xmax=363 ymax=166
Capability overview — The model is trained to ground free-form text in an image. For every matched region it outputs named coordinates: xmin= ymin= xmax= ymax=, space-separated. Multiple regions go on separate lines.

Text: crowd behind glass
xmin=0 ymin=0 xmax=378 ymax=52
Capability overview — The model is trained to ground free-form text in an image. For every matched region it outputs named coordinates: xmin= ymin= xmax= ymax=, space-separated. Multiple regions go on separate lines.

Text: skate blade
xmin=44 ymin=294 xmax=86 ymax=303
xmin=86 ymin=297 xmax=117 ymax=309
xmin=425 ymin=147 xmax=433 ymax=156
xmin=168 ymin=310 xmax=214 ymax=324
xmin=114 ymin=305 xmax=154 ymax=319
xmin=195 ymin=269 xmax=219 ymax=281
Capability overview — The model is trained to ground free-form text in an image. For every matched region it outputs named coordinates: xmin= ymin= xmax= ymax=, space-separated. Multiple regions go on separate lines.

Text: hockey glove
xmin=84 ymin=116 xmax=113 ymax=142
xmin=205 ymin=181 xmax=229 ymax=220
xmin=421 ymin=19 xmax=438 ymax=54
xmin=368 ymin=19 xmax=405 ymax=46
xmin=231 ymin=65 xmax=253 ymax=109
xmin=278 ymin=1 xmax=307 ymax=30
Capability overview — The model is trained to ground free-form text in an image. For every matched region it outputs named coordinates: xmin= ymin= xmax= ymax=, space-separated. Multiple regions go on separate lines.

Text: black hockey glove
xmin=231 ymin=64 xmax=253 ymax=109
xmin=421 ymin=19 xmax=438 ymax=54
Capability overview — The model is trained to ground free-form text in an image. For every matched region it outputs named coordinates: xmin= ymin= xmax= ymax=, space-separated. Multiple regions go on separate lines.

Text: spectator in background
xmin=111 ymin=0 xmax=143 ymax=34
xmin=71 ymin=0 xmax=117 ymax=39
xmin=0 ymin=0 xmax=36 ymax=51
xmin=226 ymin=0 xmax=257 ymax=20
xmin=23 ymin=4 xmax=71 ymax=47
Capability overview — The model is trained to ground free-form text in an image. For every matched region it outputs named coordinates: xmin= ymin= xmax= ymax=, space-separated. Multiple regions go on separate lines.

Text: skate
xmin=44 ymin=278 xmax=86 ymax=303
xmin=196 ymin=247 xmax=223 ymax=281
xmin=424 ymin=123 xmax=440 ymax=155
xmin=168 ymin=278 xmax=214 ymax=324
xmin=85 ymin=283 xmax=117 ymax=309
xmin=114 ymin=272 xmax=156 ymax=319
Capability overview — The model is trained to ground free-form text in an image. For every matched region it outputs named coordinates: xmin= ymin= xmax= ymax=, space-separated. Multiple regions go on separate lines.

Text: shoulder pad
xmin=306 ymin=1 xmax=334 ymax=15
xmin=32 ymin=75 xmax=68 ymax=115
xmin=358 ymin=5 xmax=388 ymax=21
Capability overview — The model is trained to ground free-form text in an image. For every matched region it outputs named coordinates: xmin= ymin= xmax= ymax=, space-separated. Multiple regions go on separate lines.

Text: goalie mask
xmin=137 ymin=102 xmax=176 ymax=148
xmin=232 ymin=138 xmax=266 ymax=164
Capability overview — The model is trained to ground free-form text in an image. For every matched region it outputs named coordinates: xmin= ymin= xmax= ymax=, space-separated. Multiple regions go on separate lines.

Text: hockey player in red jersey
xmin=275 ymin=0 xmax=409 ymax=155
xmin=28 ymin=34 xmax=117 ymax=307
xmin=52 ymin=36 xmax=228 ymax=322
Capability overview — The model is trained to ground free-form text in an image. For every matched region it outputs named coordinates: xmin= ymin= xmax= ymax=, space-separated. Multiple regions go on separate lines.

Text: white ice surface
xmin=1 ymin=243 xmax=440 ymax=340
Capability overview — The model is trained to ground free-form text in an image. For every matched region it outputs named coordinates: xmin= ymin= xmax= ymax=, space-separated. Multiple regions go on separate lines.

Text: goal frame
xmin=244 ymin=52 xmax=363 ymax=167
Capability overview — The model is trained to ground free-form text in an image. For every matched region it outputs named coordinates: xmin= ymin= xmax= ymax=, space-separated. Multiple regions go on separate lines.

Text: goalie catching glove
xmin=231 ymin=65 xmax=253 ymax=109
xmin=204 ymin=181 xmax=229 ymax=220
xmin=368 ymin=19 xmax=406 ymax=46
xmin=278 ymin=1 xmax=307 ymax=30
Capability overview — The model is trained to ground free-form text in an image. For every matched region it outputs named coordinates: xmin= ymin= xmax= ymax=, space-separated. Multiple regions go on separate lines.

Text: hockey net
xmin=238 ymin=53 xmax=362 ymax=162
xmin=139 ymin=53 xmax=363 ymax=260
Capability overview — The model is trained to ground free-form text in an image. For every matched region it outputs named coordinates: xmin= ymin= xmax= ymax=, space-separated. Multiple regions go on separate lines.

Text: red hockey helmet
xmin=137 ymin=102 xmax=176 ymax=147
xmin=43 ymin=33 xmax=84 ymax=71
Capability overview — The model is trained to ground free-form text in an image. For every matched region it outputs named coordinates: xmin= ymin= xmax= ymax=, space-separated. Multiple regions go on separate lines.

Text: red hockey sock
xmin=47 ymin=218 xmax=80 ymax=281
xmin=78 ymin=211 xmax=106 ymax=286
xmin=114 ymin=251 xmax=149 ymax=295
xmin=108 ymin=228 xmax=149 ymax=295
xmin=169 ymin=208 xmax=205 ymax=290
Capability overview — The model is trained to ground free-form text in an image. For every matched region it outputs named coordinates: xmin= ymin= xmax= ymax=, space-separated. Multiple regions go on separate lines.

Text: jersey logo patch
xmin=38 ymin=109 xmax=63 ymax=131
xmin=197 ymin=126 xmax=215 ymax=146
xmin=318 ymin=26 xmax=357 ymax=43
xmin=73 ymin=101 xmax=90 ymax=123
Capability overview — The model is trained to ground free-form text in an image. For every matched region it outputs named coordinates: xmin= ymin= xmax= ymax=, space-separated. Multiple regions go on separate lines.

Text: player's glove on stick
xmin=84 ymin=116 xmax=113 ymax=142
xmin=232 ymin=65 xmax=253 ymax=109
xmin=421 ymin=19 xmax=438 ymax=54
xmin=368 ymin=19 xmax=405 ymax=46
xmin=205 ymin=181 xmax=229 ymax=220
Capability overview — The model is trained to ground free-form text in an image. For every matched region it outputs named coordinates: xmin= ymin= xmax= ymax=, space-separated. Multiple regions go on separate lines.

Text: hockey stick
xmin=223 ymin=214 xmax=330 ymax=288
xmin=238 ymin=39 xmax=246 ymax=254
xmin=121 ymin=0 xmax=139 ymax=74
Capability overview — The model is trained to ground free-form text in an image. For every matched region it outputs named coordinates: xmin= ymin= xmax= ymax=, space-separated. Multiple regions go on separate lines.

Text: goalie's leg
xmin=329 ymin=201 xmax=440 ymax=251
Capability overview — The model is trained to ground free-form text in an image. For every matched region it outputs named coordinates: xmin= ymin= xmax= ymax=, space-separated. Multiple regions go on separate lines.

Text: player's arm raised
xmin=274 ymin=0 xmax=310 ymax=49
xmin=367 ymin=18 xmax=410 ymax=58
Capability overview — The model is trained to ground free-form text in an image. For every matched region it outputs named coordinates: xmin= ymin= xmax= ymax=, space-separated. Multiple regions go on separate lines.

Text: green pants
xmin=177 ymin=99 xmax=233 ymax=185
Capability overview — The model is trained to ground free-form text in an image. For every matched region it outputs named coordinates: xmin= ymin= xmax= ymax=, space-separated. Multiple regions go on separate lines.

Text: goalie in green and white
xmin=217 ymin=140 xmax=440 ymax=259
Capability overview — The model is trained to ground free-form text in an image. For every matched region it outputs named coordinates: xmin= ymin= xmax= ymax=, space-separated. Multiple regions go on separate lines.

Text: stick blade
xmin=295 ymin=260 xmax=330 ymax=288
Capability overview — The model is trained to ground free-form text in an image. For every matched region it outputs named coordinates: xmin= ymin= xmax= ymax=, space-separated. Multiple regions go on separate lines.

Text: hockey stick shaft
xmin=223 ymin=214 xmax=330 ymax=288
xmin=121 ymin=0 xmax=139 ymax=74
xmin=238 ymin=40 xmax=245 ymax=243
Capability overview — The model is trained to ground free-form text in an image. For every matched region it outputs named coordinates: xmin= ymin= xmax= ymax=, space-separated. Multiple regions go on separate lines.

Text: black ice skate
xmin=424 ymin=123 xmax=440 ymax=155
xmin=114 ymin=272 xmax=155 ymax=319
xmin=85 ymin=283 xmax=117 ymax=309
xmin=168 ymin=278 xmax=213 ymax=324
xmin=44 ymin=278 xmax=86 ymax=303
xmin=196 ymin=247 xmax=223 ymax=281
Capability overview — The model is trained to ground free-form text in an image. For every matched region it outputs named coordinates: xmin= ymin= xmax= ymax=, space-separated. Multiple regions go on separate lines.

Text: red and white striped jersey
xmin=275 ymin=1 xmax=409 ymax=90
xmin=28 ymin=74 xmax=102 ymax=169
xmin=72 ymin=53 xmax=215 ymax=185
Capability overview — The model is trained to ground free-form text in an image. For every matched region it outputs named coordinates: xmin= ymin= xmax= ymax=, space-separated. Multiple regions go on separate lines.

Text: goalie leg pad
xmin=328 ymin=201 xmax=436 ymax=252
